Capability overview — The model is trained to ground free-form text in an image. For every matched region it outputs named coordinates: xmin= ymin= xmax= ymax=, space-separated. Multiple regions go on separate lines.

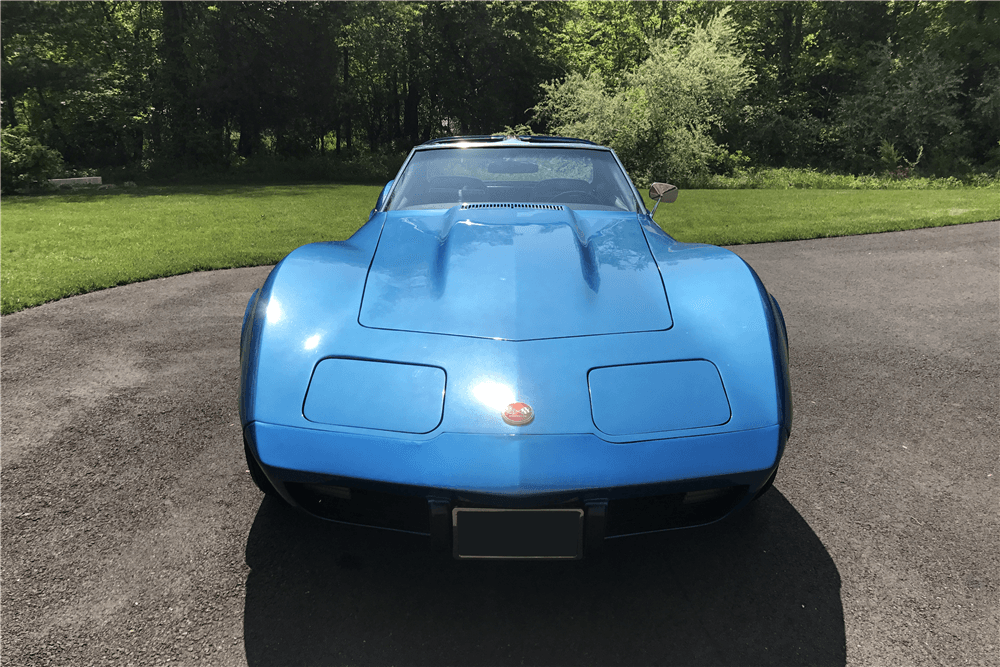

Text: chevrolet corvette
xmin=239 ymin=135 xmax=791 ymax=559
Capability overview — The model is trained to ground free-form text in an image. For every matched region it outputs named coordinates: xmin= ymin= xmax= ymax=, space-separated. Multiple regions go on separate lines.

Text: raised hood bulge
xmin=359 ymin=206 xmax=672 ymax=340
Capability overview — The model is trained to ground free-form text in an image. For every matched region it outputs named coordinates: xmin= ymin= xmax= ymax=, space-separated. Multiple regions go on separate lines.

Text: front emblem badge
xmin=502 ymin=402 xmax=534 ymax=426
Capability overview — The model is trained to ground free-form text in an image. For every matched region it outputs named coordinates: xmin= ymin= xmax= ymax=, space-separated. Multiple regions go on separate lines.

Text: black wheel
xmin=244 ymin=436 xmax=278 ymax=496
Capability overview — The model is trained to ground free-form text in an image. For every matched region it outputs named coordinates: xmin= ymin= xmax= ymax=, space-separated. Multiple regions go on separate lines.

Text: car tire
xmin=244 ymin=436 xmax=278 ymax=497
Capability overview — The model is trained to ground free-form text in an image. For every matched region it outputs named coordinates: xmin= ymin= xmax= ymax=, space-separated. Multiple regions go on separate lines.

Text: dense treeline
xmin=2 ymin=1 xmax=998 ymax=190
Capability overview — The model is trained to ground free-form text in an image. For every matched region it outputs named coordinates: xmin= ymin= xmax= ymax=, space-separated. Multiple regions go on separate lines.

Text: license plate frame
xmin=452 ymin=508 xmax=584 ymax=560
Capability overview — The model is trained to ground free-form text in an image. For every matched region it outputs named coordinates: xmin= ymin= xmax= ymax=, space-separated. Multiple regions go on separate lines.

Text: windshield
xmin=385 ymin=146 xmax=640 ymax=212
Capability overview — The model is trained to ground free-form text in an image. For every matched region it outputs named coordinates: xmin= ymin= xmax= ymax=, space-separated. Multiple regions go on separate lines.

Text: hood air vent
xmin=460 ymin=203 xmax=565 ymax=211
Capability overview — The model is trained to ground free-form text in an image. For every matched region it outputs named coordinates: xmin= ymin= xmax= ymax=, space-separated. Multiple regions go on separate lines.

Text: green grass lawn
xmin=2 ymin=184 xmax=997 ymax=314
xmin=1 ymin=184 xmax=376 ymax=314
xmin=652 ymin=188 xmax=998 ymax=246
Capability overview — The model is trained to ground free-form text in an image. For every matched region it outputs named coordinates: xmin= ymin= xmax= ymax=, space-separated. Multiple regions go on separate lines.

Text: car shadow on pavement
xmin=243 ymin=489 xmax=845 ymax=667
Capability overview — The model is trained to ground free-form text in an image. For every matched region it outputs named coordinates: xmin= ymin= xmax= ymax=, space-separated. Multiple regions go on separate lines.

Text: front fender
xmin=239 ymin=216 xmax=386 ymax=428
xmin=640 ymin=216 xmax=792 ymax=447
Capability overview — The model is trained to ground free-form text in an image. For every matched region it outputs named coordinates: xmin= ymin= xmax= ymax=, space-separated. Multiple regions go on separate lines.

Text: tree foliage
xmin=834 ymin=48 xmax=965 ymax=174
xmin=537 ymin=11 xmax=752 ymax=185
xmin=0 ymin=124 xmax=64 ymax=191
xmin=2 ymin=0 xmax=998 ymax=189
xmin=2 ymin=2 xmax=156 ymax=170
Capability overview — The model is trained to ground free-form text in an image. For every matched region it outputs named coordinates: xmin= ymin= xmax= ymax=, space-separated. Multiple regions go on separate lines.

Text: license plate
xmin=452 ymin=508 xmax=584 ymax=560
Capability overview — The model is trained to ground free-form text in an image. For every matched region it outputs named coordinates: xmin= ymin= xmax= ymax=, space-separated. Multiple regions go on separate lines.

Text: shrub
xmin=535 ymin=10 xmax=753 ymax=188
xmin=1 ymin=125 xmax=64 ymax=193
xmin=694 ymin=167 xmax=1000 ymax=190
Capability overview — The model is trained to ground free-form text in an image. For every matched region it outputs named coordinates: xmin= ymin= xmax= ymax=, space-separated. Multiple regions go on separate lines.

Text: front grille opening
xmin=460 ymin=203 xmax=565 ymax=211
xmin=286 ymin=483 xmax=431 ymax=535
xmin=285 ymin=482 xmax=746 ymax=538
xmin=606 ymin=486 xmax=746 ymax=536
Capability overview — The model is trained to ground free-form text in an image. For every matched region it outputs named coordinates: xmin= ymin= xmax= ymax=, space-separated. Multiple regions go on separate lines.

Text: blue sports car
xmin=239 ymin=136 xmax=791 ymax=559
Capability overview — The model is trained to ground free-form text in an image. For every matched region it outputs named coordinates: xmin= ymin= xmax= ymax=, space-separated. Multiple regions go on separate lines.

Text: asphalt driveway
xmin=2 ymin=221 xmax=997 ymax=666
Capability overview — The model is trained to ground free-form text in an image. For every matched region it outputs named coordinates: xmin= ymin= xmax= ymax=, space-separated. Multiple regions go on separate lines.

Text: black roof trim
xmin=420 ymin=135 xmax=598 ymax=147
xmin=520 ymin=135 xmax=598 ymax=145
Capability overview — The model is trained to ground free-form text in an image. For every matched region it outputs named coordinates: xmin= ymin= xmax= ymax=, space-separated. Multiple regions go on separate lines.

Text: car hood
xmin=359 ymin=205 xmax=672 ymax=340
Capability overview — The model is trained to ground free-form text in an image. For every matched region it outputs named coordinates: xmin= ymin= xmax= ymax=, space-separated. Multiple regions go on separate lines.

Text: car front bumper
xmin=245 ymin=421 xmax=784 ymax=555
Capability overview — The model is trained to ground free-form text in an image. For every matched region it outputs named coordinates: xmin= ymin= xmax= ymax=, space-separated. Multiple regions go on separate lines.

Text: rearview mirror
xmin=649 ymin=182 xmax=678 ymax=204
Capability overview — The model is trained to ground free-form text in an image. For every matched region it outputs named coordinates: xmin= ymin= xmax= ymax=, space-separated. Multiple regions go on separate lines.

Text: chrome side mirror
xmin=649 ymin=182 xmax=678 ymax=203
xmin=648 ymin=182 xmax=678 ymax=219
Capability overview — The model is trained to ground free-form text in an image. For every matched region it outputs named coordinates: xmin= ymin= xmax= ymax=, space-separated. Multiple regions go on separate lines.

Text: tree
xmin=536 ymin=10 xmax=753 ymax=185
xmin=420 ymin=1 xmax=564 ymax=135
xmin=202 ymin=2 xmax=349 ymax=159
xmin=552 ymin=1 xmax=667 ymax=87
xmin=3 ymin=1 xmax=996 ymax=179
xmin=895 ymin=1 xmax=1000 ymax=169
xmin=834 ymin=47 xmax=965 ymax=173
xmin=2 ymin=1 xmax=157 ymax=168
xmin=0 ymin=124 xmax=64 ymax=192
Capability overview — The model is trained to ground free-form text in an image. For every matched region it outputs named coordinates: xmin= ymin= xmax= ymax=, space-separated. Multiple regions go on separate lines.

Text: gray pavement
xmin=1 ymin=221 xmax=997 ymax=666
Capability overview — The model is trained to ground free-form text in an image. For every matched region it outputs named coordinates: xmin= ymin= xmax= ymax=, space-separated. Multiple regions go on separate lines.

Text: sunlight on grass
xmin=2 ymin=184 xmax=997 ymax=314
xmin=647 ymin=189 xmax=998 ymax=246
xmin=2 ymin=184 xmax=379 ymax=314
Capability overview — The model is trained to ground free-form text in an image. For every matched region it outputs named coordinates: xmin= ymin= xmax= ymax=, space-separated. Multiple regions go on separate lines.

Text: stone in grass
xmin=48 ymin=176 xmax=102 ymax=187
